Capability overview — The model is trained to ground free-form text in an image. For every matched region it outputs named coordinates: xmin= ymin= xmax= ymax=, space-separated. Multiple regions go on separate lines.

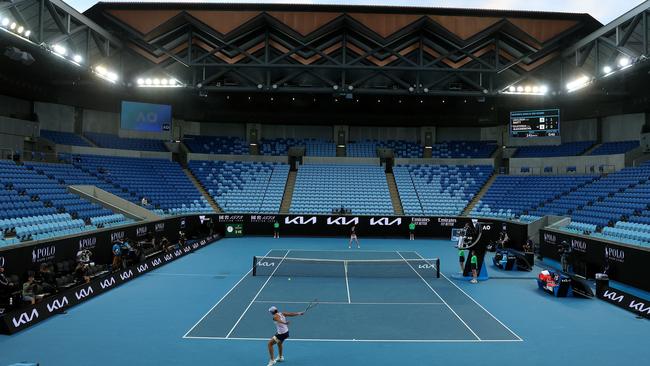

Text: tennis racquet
xmin=303 ymin=299 xmax=319 ymax=313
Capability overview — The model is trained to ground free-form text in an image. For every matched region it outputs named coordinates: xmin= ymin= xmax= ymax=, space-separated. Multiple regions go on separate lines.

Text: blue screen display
xmin=120 ymin=101 xmax=172 ymax=132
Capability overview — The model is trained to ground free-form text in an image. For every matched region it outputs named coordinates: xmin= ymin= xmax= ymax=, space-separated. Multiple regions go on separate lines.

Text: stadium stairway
xmin=183 ymin=168 xmax=222 ymax=213
xmin=81 ymin=135 xmax=97 ymax=147
xmin=462 ymin=173 xmax=498 ymax=216
xmin=68 ymin=185 xmax=160 ymax=220
xmin=582 ymin=143 xmax=602 ymax=155
xmin=386 ymin=171 xmax=404 ymax=215
xmin=280 ymin=170 xmax=297 ymax=214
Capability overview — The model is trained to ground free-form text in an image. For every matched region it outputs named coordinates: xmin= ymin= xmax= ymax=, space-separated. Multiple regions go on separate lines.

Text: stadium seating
xmin=184 ymin=135 xmax=249 ymax=155
xmin=188 ymin=160 xmax=289 ymax=213
xmin=592 ymin=221 xmax=650 ymax=247
xmin=290 ymin=164 xmax=393 ymax=214
xmin=260 ymin=138 xmax=301 ymax=156
xmin=40 ymin=130 xmax=91 ymax=147
xmin=84 ymin=132 xmax=168 ymax=152
xmin=70 ymin=155 xmax=212 ymax=215
xmin=377 ymin=140 xmax=424 ymax=158
xmin=305 ymin=140 xmax=337 ymax=157
xmin=394 ymin=165 xmax=493 ymax=216
xmin=471 ymin=175 xmax=597 ymax=219
xmin=347 ymin=141 xmax=380 ymax=158
xmin=0 ymin=160 xmax=128 ymax=245
xmin=512 ymin=141 xmax=595 ymax=157
xmin=429 ymin=141 xmax=497 ymax=158
xmin=589 ymin=140 xmax=640 ymax=155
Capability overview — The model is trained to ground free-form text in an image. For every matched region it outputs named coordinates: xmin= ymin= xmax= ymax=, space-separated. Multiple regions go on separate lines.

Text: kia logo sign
xmin=602 ymin=289 xmax=624 ymax=303
xmin=151 ymin=258 xmax=162 ymax=267
xmin=119 ymin=270 xmax=134 ymax=281
xmin=100 ymin=277 xmax=116 ymax=289
xmin=629 ymin=300 xmax=650 ymax=316
xmin=327 ymin=217 xmax=359 ymax=225
xmin=285 ymin=216 xmax=317 ymax=225
xmin=370 ymin=217 xmax=402 ymax=226
xmin=75 ymin=286 xmax=94 ymax=300
xmin=155 ymin=223 xmax=165 ymax=232
xmin=12 ymin=309 xmax=39 ymax=327
xmin=137 ymin=263 xmax=149 ymax=273
xmin=78 ymin=237 xmax=97 ymax=250
xmin=46 ymin=297 xmax=69 ymax=313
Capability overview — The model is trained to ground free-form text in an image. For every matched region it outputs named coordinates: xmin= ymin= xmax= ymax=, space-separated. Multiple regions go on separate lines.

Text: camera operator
xmin=112 ymin=240 xmax=123 ymax=271
xmin=178 ymin=231 xmax=187 ymax=246
xmin=0 ymin=266 xmax=17 ymax=303
xmin=523 ymin=239 xmax=534 ymax=254
xmin=160 ymin=236 xmax=173 ymax=253
xmin=36 ymin=263 xmax=56 ymax=294
xmin=496 ymin=230 xmax=510 ymax=250
xmin=558 ymin=240 xmax=572 ymax=273
xmin=22 ymin=272 xmax=44 ymax=305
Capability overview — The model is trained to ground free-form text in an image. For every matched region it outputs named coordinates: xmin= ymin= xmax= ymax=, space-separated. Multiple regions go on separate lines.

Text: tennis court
xmin=183 ymin=249 xmax=521 ymax=342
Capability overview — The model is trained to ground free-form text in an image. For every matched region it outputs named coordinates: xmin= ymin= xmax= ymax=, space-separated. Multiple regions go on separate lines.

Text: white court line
xmin=182 ymin=249 xmax=273 ymax=339
xmin=414 ymin=252 xmax=524 ymax=341
xmin=224 ymin=250 xmax=291 ymax=338
xmin=344 ymin=261 xmax=351 ymax=303
xmin=396 ymin=251 xmax=481 ymax=341
xmin=148 ymin=273 xmax=229 ymax=277
xmin=254 ymin=300 xmax=445 ymax=305
xmin=275 ymin=248 xmax=405 ymax=254
xmin=184 ymin=336 xmax=522 ymax=343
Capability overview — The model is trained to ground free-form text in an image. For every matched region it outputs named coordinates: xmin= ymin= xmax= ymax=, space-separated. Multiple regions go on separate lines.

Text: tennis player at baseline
xmin=267 ymin=306 xmax=304 ymax=365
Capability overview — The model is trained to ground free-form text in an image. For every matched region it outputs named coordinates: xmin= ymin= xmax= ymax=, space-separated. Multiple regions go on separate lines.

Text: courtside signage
xmin=0 ymin=234 xmax=220 ymax=334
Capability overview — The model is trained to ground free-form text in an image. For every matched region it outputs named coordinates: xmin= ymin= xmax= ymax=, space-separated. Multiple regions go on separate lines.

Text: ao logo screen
xmin=120 ymin=101 xmax=172 ymax=132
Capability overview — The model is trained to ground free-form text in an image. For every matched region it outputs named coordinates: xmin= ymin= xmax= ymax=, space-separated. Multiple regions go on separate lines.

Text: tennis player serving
xmin=267 ymin=306 xmax=304 ymax=365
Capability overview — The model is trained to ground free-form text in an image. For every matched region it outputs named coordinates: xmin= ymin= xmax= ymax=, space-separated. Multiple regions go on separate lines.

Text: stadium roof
xmin=87 ymin=1 xmax=599 ymax=20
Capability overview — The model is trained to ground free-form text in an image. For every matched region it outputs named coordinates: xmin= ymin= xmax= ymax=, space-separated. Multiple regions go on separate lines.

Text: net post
xmin=252 ymin=256 xmax=257 ymax=276
xmin=436 ymin=258 xmax=440 ymax=278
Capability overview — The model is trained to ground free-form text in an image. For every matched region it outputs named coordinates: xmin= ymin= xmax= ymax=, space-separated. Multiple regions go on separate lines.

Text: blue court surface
xmin=0 ymin=237 xmax=648 ymax=366
xmin=184 ymin=249 xmax=520 ymax=342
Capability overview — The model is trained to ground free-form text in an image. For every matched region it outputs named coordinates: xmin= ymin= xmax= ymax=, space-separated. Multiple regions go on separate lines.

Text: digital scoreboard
xmin=120 ymin=101 xmax=172 ymax=132
xmin=510 ymin=109 xmax=560 ymax=138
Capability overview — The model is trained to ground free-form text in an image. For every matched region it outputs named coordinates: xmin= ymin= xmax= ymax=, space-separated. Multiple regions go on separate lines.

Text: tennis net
xmin=252 ymin=256 xmax=440 ymax=278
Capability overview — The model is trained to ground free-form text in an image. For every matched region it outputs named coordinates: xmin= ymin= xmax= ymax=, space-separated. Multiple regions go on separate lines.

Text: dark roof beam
xmin=563 ymin=1 xmax=650 ymax=56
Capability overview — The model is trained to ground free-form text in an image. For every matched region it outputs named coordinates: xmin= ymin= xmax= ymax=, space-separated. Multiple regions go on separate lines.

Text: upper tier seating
xmin=260 ymin=138 xmax=300 ymax=156
xmin=394 ymin=165 xmax=493 ymax=216
xmin=305 ymin=140 xmax=336 ymax=157
xmin=69 ymin=155 xmax=212 ymax=215
xmin=84 ymin=132 xmax=168 ymax=152
xmin=533 ymin=163 xmax=650 ymax=227
xmin=471 ymin=175 xmax=597 ymax=219
xmin=346 ymin=140 xmax=424 ymax=158
xmin=40 ymin=130 xmax=91 ymax=147
xmin=347 ymin=141 xmax=380 ymax=158
xmin=589 ymin=140 xmax=640 ymax=155
xmin=378 ymin=140 xmax=423 ymax=158
xmin=290 ymin=164 xmax=393 ymax=214
xmin=184 ymin=135 xmax=249 ymax=155
xmin=0 ymin=160 xmax=131 ymax=245
xmin=430 ymin=141 xmax=497 ymax=158
xmin=513 ymin=141 xmax=595 ymax=158
xmin=188 ymin=161 xmax=289 ymax=213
